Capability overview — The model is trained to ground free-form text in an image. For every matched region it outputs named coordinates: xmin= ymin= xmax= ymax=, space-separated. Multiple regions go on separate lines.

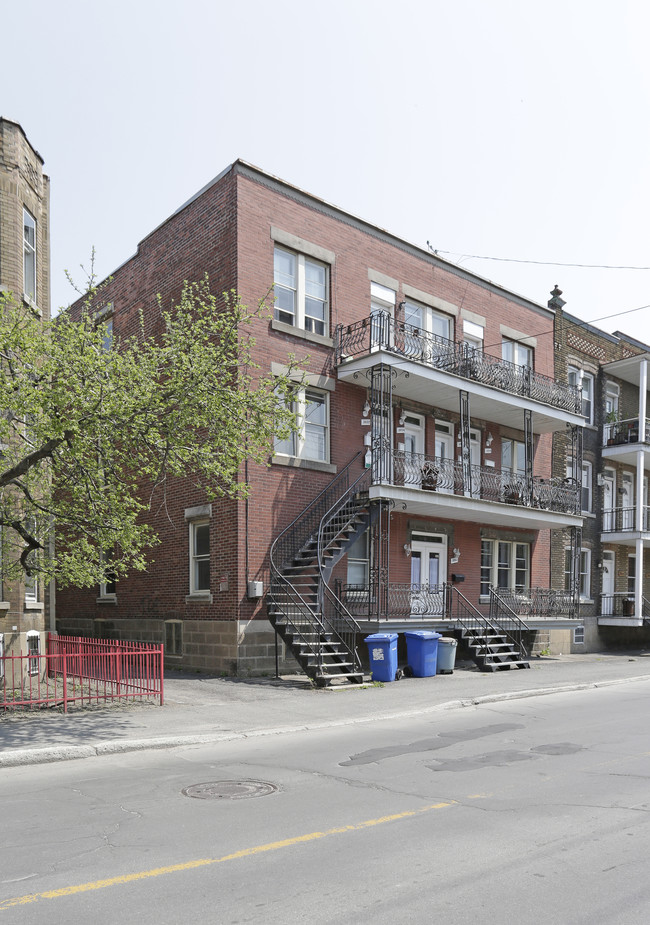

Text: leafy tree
xmin=0 ymin=278 xmax=300 ymax=589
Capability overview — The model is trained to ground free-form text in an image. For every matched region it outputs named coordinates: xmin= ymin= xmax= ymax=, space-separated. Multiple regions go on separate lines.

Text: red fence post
xmin=63 ymin=653 xmax=68 ymax=714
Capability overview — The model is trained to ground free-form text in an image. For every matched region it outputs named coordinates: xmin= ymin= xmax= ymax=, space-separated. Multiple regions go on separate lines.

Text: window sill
xmin=581 ymin=512 xmax=596 ymax=518
xmin=185 ymin=592 xmax=213 ymax=604
xmin=0 ymin=602 xmax=10 ymax=611
xmin=23 ymin=294 xmax=42 ymax=318
xmin=272 ymin=455 xmax=337 ymax=474
xmin=271 ymin=319 xmax=333 ymax=348
xmin=96 ymin=596 xmax=118 ymax=605
xmin=24 ymin=602 xmax=44 ymax=611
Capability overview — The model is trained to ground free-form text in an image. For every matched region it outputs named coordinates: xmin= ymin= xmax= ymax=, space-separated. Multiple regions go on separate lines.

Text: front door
xmin=601 ymin=550 xmax=615 ymax=614
xmin=410 ymin=535 xmax=447 ymax=615
xmin=622 ymin=473 xmax=634 ymax=529
xmin=434 ymin=422 xmax=454 ymax=494
xmin=403 ymin=413 xmax=425 ymax=487
xmin=602 ymin=471 xmax=615 ymax=532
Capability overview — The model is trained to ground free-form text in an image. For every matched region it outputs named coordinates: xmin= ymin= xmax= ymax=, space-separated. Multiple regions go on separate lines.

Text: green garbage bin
xmin=436 ymin=637 xmax=457 ymax=674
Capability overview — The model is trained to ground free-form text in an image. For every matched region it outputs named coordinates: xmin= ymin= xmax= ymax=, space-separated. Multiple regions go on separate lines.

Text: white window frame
xmin=346 ymin=529 xmax=370 ymax=592
xmin=274 ymin=246 xmax=329 ymax=336
xmin=189 ymin=520 xmax=211 ymax=596
xmin=573 ymin=625 xmax=585 ymax=645
xmin=581 ymin=461 xmax=592 ymax=512
xmin=480 ymin=539 xmax=530 ymax=597
xmin=99 ymin=568 xmax=117 ymax=601
xmin=24 ymin=572 xmax=39 ymax=605
xmin=568 ymin=365 xmax=594 ymax=424
xmin=403 ymin=299 xmax=452 ymax=341
xmin=463 ymin=319 xmax=484 ymax=353
xmin=564 ymin=547 xmax=591 ymax=600
xmin=502 ymin=338 xmax=533 ymax=369
xmin=26 ymin=630 xmax=40 ymax=676
xmin=605 ymin=381 xmax=620 ymax=418
xmin=23 ymin=208 xmax=36 ymax=303
xmin=274 ymin=387 xmax=329 ymax=463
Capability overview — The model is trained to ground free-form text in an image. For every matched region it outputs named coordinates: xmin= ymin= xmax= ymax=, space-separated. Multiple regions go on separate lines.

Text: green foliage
xmin=0 ymin=278 xmax=301 ymax=588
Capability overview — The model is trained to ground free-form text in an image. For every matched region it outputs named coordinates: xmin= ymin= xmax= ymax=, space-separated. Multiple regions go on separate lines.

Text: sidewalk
xmin=2 ymin=651 xmax=650 ymax=769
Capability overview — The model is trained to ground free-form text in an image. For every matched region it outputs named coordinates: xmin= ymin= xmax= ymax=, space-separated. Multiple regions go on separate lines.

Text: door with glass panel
xmin=601 ymin=550 xmax=615 ymax=614
xmin=621 ymin=473 xmax=634 ymax=530
xmin=602 ymin=471 xmax=615 ymax=532
xmin=434 ymin=422 xmax=454 ymax=493
xmin=410 ymin=536 xmax=447 ymax=615
xmin=402 ymin=413 xmax=425 ymax=488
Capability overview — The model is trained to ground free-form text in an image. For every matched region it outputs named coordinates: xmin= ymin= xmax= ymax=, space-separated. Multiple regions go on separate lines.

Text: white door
xmin=602 ymin=472 xmax=615 ymax=532
xmin=465 ymin=427 xmax=481 ymax=498
xmin=601 ymin=550 xmax=615 ymax=614
xmin=403 ymin=413 xmax=425 ymax=488
xmin=410 ymin=536 xmax=447 ymax=615
xmin=434 ymin=422 xmax=454 ymax=493
xmin=622 ymin=473 xmax=634 ymax=529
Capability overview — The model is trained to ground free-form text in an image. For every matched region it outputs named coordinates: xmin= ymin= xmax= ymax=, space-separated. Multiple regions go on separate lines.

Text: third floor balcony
xmin=335 ymin=313 xmax=583 ymax=433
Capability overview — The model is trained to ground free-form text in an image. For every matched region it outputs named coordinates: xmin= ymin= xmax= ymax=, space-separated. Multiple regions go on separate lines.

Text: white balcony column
xmin=638 ymin=358 xmax=647 ymax=434
xmin=636 ymin=360 xmax=647 ymax=535
xmin=635 ymin=537 xmax=644 ymax=619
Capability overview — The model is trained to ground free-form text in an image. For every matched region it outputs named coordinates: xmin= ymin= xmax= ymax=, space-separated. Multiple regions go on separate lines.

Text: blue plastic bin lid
xmin=403 ymin=631 xmax=441 ymax=640
xmin=364 ymin=633 xmax=398 ymax=643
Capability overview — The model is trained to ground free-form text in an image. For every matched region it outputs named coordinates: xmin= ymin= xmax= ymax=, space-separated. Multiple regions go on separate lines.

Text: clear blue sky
xmin=5 ymin=0 xmax=650 ymax=341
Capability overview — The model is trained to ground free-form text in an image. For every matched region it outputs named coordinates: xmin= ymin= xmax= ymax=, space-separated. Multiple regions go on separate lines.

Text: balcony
xmin=335 ymin=315 xmax=582 ymax=432
xmin=598 ymin=593 xmax=650 ymax=626
xmin=601 ymin=506 xmax=650 ymax=538
xmin=369 ymin=450 xmax=581 ymax=529
xmin=602 ymin=416 xmax=650 ymax=464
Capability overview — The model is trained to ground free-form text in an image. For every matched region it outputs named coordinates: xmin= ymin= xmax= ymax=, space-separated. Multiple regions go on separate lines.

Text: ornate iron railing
xmin=601 ymin=506 xmax=650 ymax=532
xmin=339 ymin=581 xmax=448 ymax=620
xmin=494 ymin=587 xmax=576 ymax=619
xmin=335 ymin=314 xmax=580 ymax=413
xmin=603 ymin=416 xmax=650 ymax=446
xmin=389 ymin=450 xmax=579 ymax=513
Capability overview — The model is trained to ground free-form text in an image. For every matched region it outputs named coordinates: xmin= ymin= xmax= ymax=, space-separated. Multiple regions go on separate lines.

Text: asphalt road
xmin=2 ymin=680 xmax=650 ymax=924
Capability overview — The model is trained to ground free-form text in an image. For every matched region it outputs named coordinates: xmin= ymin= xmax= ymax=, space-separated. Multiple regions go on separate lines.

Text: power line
xmin=431 ymin=248 xmax=650 ymax=272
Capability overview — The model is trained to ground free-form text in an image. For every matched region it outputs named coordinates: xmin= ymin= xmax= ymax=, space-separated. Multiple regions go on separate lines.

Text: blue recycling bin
xmin=404 ymin=630 xmax=441 ymax=678
xmin=365 ymin=632 xmax=399 ymax=682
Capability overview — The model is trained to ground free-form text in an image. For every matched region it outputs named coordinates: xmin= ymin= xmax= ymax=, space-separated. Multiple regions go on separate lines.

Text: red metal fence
xmin=1 ymin=634 xmax=163 ymax=712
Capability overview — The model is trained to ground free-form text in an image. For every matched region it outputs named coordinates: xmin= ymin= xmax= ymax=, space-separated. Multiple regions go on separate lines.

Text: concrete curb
xmin=2 ymin=673 xmax=649 ymax=770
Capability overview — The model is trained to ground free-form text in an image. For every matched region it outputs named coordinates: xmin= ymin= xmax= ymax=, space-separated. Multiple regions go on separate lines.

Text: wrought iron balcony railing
xmin=600 ymin=593 xmax=650 ymax=619
xmin=601 ymin=506 xmax=650 ymax=532
xmin=335 ymin=313 xmax=580 ymax=414
xmin=603 ymin=416 xmax=650 ymax=447
xmin=374 ymin=450 xmax=580 ymax=514
xmin=494 ymin=587 xmax=576 ymax=618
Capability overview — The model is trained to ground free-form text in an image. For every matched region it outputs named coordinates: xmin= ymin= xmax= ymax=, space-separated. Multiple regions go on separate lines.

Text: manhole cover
xmin=182 ymin=779 xmax=279 ymax=800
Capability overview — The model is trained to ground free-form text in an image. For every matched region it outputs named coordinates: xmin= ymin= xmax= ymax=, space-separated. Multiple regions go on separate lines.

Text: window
xmin=568 ymin=366 xmax=594 ymax=424
xmin=480 ymin=540 xmax=530 ymax=596
xmin=26 ymin=631 xmax=40 ymax=676
xmin=573 ymin=625 xmax=585 ymax=645
xmin=99 ymin=567 xmax=117 ymax=599
xmin=274 ymin=247 xmax=328 ymax=336
xmin=346 ymin=530 xmax=369 ymax=589
xmin=25 ymin=572 xmax=39 ymax=605
xmin=102 ymin=317 xmax=113 ymax=351
xmin=605 ymin=381 xmax=620 ymax=418
xmin=463 ymin=320 xmax=484 ymax=353
xmin=274 ymin=388 xmax=329 ymax=462
xmin=403 ymin=300 xmax=452 ymax=340
xmin=565 ymin=547 xmax=591 ymax=600
xmin=23 ymin=208 xmax=36 ymax=302
xmin=371 ymin=282 xmax=395 ymax=349
xmin=501 ymin=439 xmax=525 ymax=475
xmin=628 ymin=555 xmax=636 ymax=597
xmin=502 ymin=338 xmax=533 ymax=369
xmin=190 ymin=521 xmax=210 ymax=594
xmin=165 ymin=621 xmax=183 ymax=657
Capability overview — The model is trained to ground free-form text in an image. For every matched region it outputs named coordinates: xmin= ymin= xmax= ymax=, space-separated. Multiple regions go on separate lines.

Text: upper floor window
xmin=463 ymin=320 xmax=484 ymax=353
xmin=23 ymin=208 xmax=36 ymax=303
xmin=568 ymin=366 xmax=594 ymax=424
xmin=502 ymin=338 xmax=533 ymax=369
xmin=403 ymin=300 xmax=452 ymax=341
xmin=274 ymin=387 xmax=329 ymax=463
xmin=274 ymin=247 xmax=328 ymax=337
xmin=190 ymin=521 xmax=210 ymax=594
xmin=501 ymin=439 xmax=525 ymax=475
xmin=605 ymin=381 xmax=620 ymax=419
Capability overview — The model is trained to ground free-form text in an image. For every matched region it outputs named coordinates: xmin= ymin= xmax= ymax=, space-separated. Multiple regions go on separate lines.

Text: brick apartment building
xmin=0 ymin=117 xmax=51 ymax=668
xmin=57 ymin=160 xmax=590 ymax=680
xmin=552 ymin=298 xmax=650 ymax=651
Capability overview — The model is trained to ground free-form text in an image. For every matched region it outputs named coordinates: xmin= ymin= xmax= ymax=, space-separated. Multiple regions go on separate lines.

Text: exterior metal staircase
xmin=268 ymin=455 xmax=373 ymax=687
xmin=450 ymin=586 xmax=530 ymax=671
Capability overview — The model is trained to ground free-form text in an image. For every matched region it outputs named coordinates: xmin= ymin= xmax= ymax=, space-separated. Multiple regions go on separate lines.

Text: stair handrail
xmin=488 ymin=588 xmax=531 ymax=659
xmin=449 ymin=586 xmax=498 ymax=657
xmin=316 ymin=469 xmax=372 ymax=674
xmin=269 ymin=452 xmax=363 ymax=576
xmin=268 ymin=453 xmax=363 ymax=679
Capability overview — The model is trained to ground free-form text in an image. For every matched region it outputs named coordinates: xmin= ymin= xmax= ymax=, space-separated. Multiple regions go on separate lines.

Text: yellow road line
xmin=0 ymin=801 xmax=453 ymax=910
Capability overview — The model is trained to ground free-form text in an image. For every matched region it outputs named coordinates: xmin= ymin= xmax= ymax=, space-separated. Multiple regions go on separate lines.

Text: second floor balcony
xmin=335 ymin=314 xmax=581 ymax=428
xmin=369 ymin=449 xmax=581 ymax=529
xmin=601 ymin=506 xmax=650 ymax=536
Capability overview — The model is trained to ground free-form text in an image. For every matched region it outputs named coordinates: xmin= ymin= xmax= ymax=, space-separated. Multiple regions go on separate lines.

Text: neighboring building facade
xmin=57 ymin=161 xmax=588 ymax=677
xmin=0 ymin=117 xmax=51 ymax=668
xmin=552 ymin=294 xmax=650 ymax=651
